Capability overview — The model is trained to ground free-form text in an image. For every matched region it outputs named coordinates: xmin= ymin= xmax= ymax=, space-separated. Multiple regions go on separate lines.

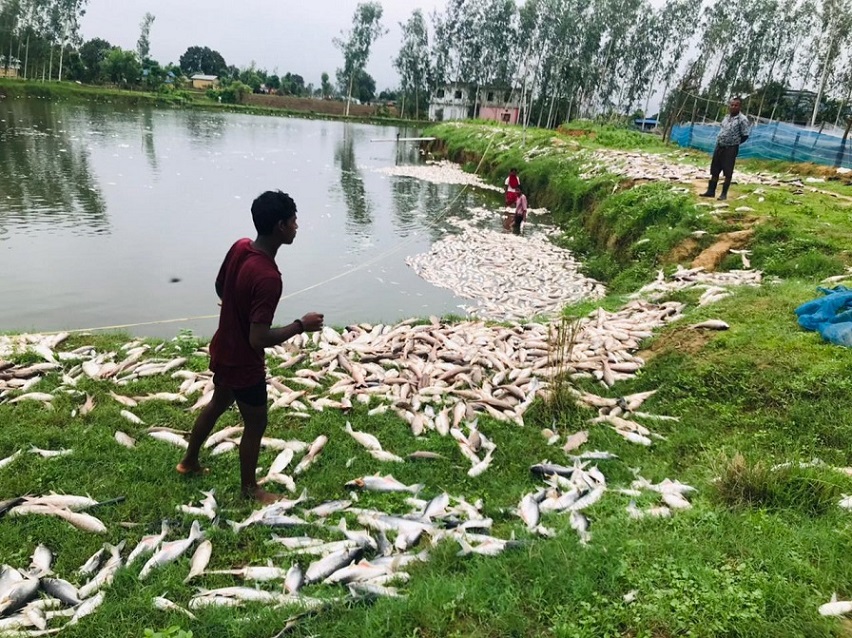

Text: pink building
xmin=477 ymin=87 xmax=522 ymax=124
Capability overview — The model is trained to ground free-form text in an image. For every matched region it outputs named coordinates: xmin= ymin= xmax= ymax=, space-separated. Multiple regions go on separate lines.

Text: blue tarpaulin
xmin=671 ymin=121 xmax=852 ymax=169
xmin=795 ymin=286 xmax=852 ymax=347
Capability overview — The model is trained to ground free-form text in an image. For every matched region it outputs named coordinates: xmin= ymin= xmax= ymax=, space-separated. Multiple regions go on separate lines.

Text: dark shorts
xmin=513 ymin=214 xmax=524 ymax=229
xmin=213 ymin=374 xmax=267 ymax=407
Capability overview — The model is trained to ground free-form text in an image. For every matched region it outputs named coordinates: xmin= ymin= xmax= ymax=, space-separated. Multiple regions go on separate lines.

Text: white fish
xmin=0 ymin=450 xmax=22 ymax=470
xmin=66 ymin=590 xmax=105 ymax=626
xmin=139 ymin=520 xmax=203 ymax=580
xmin=184 ymin=539 xmax=213 ymax=583
xmin=345 ymin=475 xmax=423 ymax=494
xmin=153 ymin=596 xmax=197 ymax=620
xmin=819 ymin=593 xmax=852 ymax=616
xmin=148 ymin=431 xmax=188 ymax=448
xmin=563 ymin=430 xmax=589 ymax=453
xmin=127 ymin=520 xmax=170 ymax=566
xmin=29 ymin=447 xmax=73 ymax=458
xmin=284 ymin=564 xmax=303 ymax=594
xmin=293 ymin=435 xmax=328 ymax=475
xmin=114 ymin=431 xmax=136 ymax=448
xmin=369 ymin=449 xmax=405 ymax=463
xmin=120 ymin=409 xmax=144 ymax=425
xmin=345 ymin=421 xmax=382 ymax=451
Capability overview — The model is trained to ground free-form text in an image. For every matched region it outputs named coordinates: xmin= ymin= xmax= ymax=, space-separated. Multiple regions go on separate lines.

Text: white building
xmin=428 ymin=83 xmax=474 ymax=122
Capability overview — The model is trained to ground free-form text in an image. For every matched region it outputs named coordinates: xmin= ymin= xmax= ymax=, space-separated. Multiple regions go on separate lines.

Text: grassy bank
xmin=3 ymin=120 xmax=852 ymax=638
xmin=424 ymin=121 xmax=852 ymax=293
xmin=0 ymin=79 xmax=419 ymax=128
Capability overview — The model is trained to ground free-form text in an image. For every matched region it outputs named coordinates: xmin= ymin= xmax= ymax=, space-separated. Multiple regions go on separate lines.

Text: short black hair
xmin=251 ymin=190 xmax=297 ymax=235
xmin=510 ymin=167 xmax=517 ymax=172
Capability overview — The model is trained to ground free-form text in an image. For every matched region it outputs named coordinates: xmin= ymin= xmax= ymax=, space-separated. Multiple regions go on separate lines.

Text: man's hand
xmin=300 ymin=312 xmax=324 ymax=332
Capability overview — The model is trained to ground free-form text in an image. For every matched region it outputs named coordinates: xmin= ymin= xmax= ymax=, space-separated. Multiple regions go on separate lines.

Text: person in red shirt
xmin=177 ymin=190 xmax=324 ymax=504
xmin=504 ymin=168 xmax=520 ymax=206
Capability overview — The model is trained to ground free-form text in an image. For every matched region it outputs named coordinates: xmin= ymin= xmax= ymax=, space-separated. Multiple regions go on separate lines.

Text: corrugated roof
xmin=191 ymin=74 xmax=218 ymax=81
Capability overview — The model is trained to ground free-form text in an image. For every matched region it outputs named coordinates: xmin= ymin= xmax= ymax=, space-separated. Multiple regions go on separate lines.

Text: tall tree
xmin=334 ymin=1 xmax=386 ymax=116
xmin=394 ymin=9 xmax=430 ymax=118
xmin=320 ymin=71 xmax=333 ymax=98
xmin=136 ymin=12 xmax=155 ymax=62
xmin=179 ymin=45 xmax=226 ymax=76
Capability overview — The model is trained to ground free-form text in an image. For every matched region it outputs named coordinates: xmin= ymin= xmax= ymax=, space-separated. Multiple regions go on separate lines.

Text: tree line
xmin=1 ymin=0 xmax=849 ymax=129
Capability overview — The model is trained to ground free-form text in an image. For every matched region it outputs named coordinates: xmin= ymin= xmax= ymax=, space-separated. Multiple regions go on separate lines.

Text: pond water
xmin=0 ymin=97 xmax=495 ymax=339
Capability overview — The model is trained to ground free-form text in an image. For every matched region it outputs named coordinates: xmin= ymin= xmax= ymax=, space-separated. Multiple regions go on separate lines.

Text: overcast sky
xmin=79 ymin=0 xmax=448 ymax=90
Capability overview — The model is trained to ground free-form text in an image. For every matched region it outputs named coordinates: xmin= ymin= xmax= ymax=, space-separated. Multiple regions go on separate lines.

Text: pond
xmin=0 ymin=97 xmax=494 ymax=339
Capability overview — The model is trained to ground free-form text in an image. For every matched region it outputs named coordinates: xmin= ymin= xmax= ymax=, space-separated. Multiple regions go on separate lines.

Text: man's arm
xmin=249 ymin=313 xmax=324 ymax=350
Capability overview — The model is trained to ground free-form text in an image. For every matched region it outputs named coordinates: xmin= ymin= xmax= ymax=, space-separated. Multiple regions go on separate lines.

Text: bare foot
xmin=176 ymin=461 xmax=209 ymax=476
xmin=242 ymin=486 xmax=280 ymax=505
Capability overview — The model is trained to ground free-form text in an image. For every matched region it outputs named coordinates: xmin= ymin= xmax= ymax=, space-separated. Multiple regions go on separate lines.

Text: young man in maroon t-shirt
xmin=177 ymin=190 xmax=324 ymax=504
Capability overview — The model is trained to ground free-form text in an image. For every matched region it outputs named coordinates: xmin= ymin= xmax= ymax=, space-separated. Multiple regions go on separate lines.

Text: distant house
xmin=634 ymin=116 xmax=659 ymax=132
xmin=0 ymin=56 xmax=20 ymax=78
xmin=190 ymin=74 xmax=219 ymax=90
xmin=428 ymin=83 xmax=522 ymax=124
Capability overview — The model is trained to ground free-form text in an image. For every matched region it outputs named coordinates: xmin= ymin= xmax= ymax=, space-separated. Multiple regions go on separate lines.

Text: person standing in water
xmin=177 ymin=190 xmax=324 ymax=504
xmin=505 ymin=168 xmax=521 ymax=207
xmin=512 ymin=187 xmax=528 ymax=234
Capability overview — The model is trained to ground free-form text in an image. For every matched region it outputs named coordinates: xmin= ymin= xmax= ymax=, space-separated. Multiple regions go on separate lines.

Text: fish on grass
xmin=127 ymin=520 xmax=170 ymax=566
xmin=153 ymin=596 xmax=197 ymax=620
xmin=139 ymin=520 xmax=203 ymax=580
xmin=819 ymin=593 xmax=852 ymax=616
xmin=689 ymin=319 xmax=729 ymax=330
xmin=345 ymin=475 xmax=424 ymax=494
xmin=184 ymin=539 xmax=213 ymax=583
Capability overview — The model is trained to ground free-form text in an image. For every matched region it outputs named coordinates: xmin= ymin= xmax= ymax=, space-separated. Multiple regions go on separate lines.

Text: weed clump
xmin=713 ymin=453 xmax=841 ymax=516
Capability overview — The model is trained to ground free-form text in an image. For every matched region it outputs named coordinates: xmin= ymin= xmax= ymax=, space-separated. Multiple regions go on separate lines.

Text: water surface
xmin=0 ymin=98 xmax=491 ymax=338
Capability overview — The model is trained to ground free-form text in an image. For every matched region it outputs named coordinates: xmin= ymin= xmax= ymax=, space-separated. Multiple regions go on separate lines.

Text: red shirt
xmin=209 ymin=238 xmax=282 ymax=388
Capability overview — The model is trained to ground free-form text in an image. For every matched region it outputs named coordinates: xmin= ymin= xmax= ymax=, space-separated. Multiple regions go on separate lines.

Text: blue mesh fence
xmin=671 ymin=121 xmax=852 ymax=169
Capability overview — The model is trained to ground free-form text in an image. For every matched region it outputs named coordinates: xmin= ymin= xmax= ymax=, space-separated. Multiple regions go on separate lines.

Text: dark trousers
xmin=710 ymin=144 xmax=739 ymax=180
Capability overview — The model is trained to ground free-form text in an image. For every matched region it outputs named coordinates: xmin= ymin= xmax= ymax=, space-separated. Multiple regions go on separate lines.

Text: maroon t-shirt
xmin=209 ymin=238 xmax=282 ymax=388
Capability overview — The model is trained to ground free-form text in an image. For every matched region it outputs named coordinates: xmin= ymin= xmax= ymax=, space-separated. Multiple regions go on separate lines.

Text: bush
xmin=712 ymin=453 xmax=841 ymax=516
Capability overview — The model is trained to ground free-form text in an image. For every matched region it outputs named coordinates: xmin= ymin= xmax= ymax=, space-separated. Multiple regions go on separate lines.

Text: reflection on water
xmin=141 ymin=108 xmax=158 ymax=176
xmin=0 ymin=98 xmax=107 ymax=236
xmin=0 ymin=97 xmax=500 ymax=337
xmin=334 ymin=126 xmax=372 ymax=231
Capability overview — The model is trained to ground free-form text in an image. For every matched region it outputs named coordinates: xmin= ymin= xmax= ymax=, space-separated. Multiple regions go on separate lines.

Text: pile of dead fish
xmin=628 ymin=265 xmax=764 ymax=303
xmin=406 ymin=220 xmax=606 ymax=320
xmin=575 ymin=148 xmax=783 ymax=187
xmin=374 ymin=161 xmax=502 ymax=192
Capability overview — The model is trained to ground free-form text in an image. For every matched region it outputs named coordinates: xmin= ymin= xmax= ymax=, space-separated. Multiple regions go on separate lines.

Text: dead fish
xmin=153 ymin=596 xmax=197 ymax=620
xmin=29 ymin=447 xmax=73 ymax=458
xmin=184 ymin=539 xmax=213 ymax=583
xmin=819 ymin=593 xmax=852 ymax=616
xmin=563 ymin=431 xmax=589 ymax=453
xmin=304 ymin=547 xmax=364 ymax=585
xmin=205 ymin=565 xmax=286 ymax=582
xmin=345 ymin=475 xmax=423 ymax=494
xmin=0 ymin=451 xmax=22 ymax=471
xmin=148 ymin=431 xmax=188 ymax=448
xmin=27 ymin=545 xmax=52 ymax=578
xmin=40 ymin=578 xmax=81 ymax=607
xmin=689 ymin=320 xmax=729 ymax=330
xmin=66 ymin=590 xmax=105 ymax=626
xmin=344 ymin=422 xmax=382 ymax=451
xmin=293 ymin=435 xmax=328 ymax=475
xmin=79 ymin=394 xmax=95 ymax=416
xmin=407 ymin=451 xmax=446 ymax=461
xmin=139 ymin=520 xmax=203 ymax=580
xmin=114 ymin=431 xmax=136 ymax=448
xmin=284 ymin=564 xmax=303 ymax=594
xmin=120 ymin=409 xmax=144 ymax=425
xmin=127 ymin=520 xmax=170 ymax=566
